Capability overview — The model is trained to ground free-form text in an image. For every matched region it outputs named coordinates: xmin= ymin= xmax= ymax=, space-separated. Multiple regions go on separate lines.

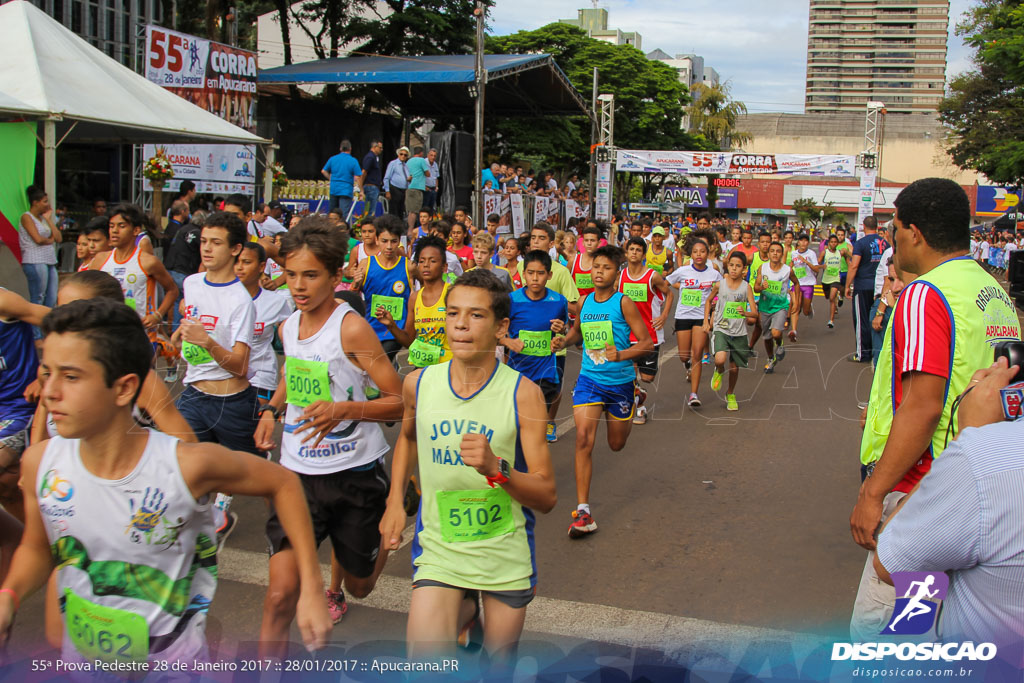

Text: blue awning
xmin=258 ymin=54 xmax=591 ymax=119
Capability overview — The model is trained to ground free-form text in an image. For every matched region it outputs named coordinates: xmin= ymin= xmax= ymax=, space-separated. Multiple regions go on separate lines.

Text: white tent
xmin=0 ymin=1 xmax=273 ymax=202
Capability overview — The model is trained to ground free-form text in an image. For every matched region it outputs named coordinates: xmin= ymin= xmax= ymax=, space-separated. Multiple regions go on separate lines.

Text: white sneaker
xmin=688 ymin=393 xmax=701 ymax=407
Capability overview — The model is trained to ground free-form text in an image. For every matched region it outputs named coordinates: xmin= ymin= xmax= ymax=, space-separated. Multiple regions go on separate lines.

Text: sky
xmin=488 ymin=0 xmax=976 ymax=114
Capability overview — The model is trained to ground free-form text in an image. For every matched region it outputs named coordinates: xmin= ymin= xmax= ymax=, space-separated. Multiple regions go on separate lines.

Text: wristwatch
xmin=258 ymin=404 xmax=281 ymax=420
xmin=486 ymin=458 xmax=511 ymax=488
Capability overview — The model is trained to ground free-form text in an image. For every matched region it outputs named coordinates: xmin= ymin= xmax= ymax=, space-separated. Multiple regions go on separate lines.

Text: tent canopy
xmin=0 ymin=0 xmax=268 ymax=145
xmin=259 ymin=54 xmax=592 ymax=120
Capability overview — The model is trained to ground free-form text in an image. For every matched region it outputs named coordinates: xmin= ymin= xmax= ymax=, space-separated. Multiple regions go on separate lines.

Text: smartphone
xmin=994 ymin=340 xmax=1024 ymax=384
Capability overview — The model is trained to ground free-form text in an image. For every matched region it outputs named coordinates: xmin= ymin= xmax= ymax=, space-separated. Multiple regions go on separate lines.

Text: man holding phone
xmin=849 ymin=178 xmax=1022 ymax=640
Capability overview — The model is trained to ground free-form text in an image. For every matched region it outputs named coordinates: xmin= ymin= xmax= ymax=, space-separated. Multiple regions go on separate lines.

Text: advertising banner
xmin=857 ymin=168 xmax=877 ymax=238
xmin=595 ymin=161 xmax=612 ymax=221
xmin=509 ymin=193 xmax=526 ymax=236
xmin=976 ymin=186 xmax=1021 ymax=217
xmin=661 ymin=187 xmax=739 ymax=210
xmin=616 ymin=150 xmax=855 ymax=178
xmin=144 ymin=25 xmax=257 ymax=194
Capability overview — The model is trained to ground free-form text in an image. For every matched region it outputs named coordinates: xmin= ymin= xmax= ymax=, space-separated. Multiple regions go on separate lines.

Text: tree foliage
xmin=687 ymin=81 xmax=750 ymax=209
xmin=939 ymin=0 xmax=1024 ymax=185
xmin=792 ymin=198 xmax=843 ymax=229
xmin=483 ymin=23 xmax=708 ymax=176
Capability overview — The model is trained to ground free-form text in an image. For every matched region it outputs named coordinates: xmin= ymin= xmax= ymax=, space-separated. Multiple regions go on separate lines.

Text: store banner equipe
xmin=144 ymin=25 xmax=257 ymax=194
xmin=616 ymin=150 xmax=855 ymax=178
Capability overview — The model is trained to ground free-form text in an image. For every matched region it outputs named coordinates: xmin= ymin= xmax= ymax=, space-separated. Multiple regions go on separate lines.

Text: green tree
xmin=687 ymin=81 xmax=750 ymax=210
xmin=939 ymin=0 xmax=1024 ymax=185
xmin=792 ymin=198 xmax=843 ymax=229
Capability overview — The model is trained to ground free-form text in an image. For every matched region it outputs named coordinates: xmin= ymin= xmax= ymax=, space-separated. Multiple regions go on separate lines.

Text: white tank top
xmin=37 ymin=430 xmax=216 ymax=666
xmin=280 ymin=303 xmax=389 ymax=475
xmin=100 ymin=246 xmax=151 ymax=317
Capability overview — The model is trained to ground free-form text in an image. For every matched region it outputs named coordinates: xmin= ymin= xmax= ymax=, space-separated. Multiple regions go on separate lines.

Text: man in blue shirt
xmin=481 ymin=163 xmax=499 ymax=192
xmin=360 ymin=140 xmax=384 ymax=220
xmin=424 ymin=148 xmax=440 ymax=212
xmin=404 ymin=147 xmax=430 ymax=230
xmin=383 ymin=147 xmax=410 ymax=220
xmin=321 ymin=139 xmax=363 ymax=219
xmin=845 ymin=215 xmax=889 ymax=362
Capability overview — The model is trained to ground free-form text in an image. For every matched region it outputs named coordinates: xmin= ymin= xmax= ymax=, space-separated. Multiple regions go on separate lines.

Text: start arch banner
xmin=615 ymin=150 xmax=856 ymax=178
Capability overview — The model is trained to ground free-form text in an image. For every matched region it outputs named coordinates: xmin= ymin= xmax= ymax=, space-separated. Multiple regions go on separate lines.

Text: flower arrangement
xmin=143 ymin=147 xmax=174 ymax=182
xmin=270 ymin=162 xmax=288 ymax=187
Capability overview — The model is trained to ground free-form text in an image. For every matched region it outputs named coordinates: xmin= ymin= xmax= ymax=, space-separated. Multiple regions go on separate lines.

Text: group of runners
xmin=0 ymin=199 xmax=859 ymax=670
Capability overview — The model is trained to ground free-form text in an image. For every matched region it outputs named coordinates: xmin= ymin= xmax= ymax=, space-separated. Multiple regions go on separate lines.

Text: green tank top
xmin=412 ymin=361 xmax=536 ymax=591
xmin=861 ymin=258 xmax=1021 ymax=468
xmin=821 ymin=249 xmax=843 ymax=284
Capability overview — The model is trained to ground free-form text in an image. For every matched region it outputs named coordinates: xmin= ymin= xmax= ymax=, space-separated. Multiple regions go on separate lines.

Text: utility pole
xmin=473 ymin=2 xmax=486 ymax=225
xmin=588 ymin=67 xmax=598 ymax=216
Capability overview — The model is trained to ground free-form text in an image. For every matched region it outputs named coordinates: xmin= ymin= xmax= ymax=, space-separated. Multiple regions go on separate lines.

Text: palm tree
xmin=687 ymin=82 xmax=751 ymax=211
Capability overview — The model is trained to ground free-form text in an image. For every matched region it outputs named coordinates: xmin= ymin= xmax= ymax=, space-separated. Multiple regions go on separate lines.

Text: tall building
xmin=559 ymin=7 xmax=642 ymax=49
xmin=805 ymin=0 xmax=949 ymax=114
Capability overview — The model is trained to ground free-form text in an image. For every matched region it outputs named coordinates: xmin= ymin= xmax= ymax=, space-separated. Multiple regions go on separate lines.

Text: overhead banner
xmin=143 ymin=25 xmax=257 ymax=194
xmin=661 ymin=186 xmax=739 ymax=210
xmin=616 ymin=150 xmax=856 ymax=178
xmin=976 ymin=186 xmax=1021 ymax=217
xmin=857 ymin=168 xmax=877 ymax=238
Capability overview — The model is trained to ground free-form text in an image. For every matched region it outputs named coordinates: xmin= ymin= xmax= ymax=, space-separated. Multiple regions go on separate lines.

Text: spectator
xmin=91 ymin=197 xmax=108 ymax=217
xmin=19 ymin=185 xmax=62 ymax=315
xmin=261 ymin=201 xmax=287 ymax=236
xmin=480 ymin=162 xmax=499 ymax=191
xmin=169 ymin=180 xmax=196 ymax=219
xmin=383 ymin=146 xmax=410 ymax=220
xmin=875 ymin=357 xmax=1024 ymax=664
xmin=360 ymin=139 xmax=384 ymax=220
xmin=845 ymin=215 xmax=889 ymax=363
xmin=849 ymin=178 xmax=1022 ymax=640
xmin=321 ymin=139 xmax=364 ymax=218
xmin=163 ymin=209 xmax=207 ymax=333
xmin=164 ymin=200 xmax=190 ymax=251
xmin=424 ymin=148 xmax=440 ymax=212
xmin=405 ymin=147 xmax=430 ymax=231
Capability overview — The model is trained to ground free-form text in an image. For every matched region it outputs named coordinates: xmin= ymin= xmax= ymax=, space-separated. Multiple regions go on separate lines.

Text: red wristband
xmin=0 ymin=588 xmax=19 ymax=611
xmin=486 ymin=470 xmax=509 ymax=488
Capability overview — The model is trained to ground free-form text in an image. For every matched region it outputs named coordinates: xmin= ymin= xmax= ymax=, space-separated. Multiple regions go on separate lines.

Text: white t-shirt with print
xmin=249 ymin=288 xmax=294 ymax=391
xmin=182 ymin=274 xmax=256 ymax=385
xmin=666 ymin=263 xmax=722 ymax=320
xmin=790 ymin=249 xmax=819 ymax=287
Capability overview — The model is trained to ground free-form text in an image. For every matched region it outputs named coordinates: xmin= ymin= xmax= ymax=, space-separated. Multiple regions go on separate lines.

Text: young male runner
xmin=173 ymin=211 xmax=260 ymax=542
xmin=77 ymin=217 xmax=109 ymax=271
xmin=790 ymin=233 xmax=822 ymax=335
xmin=745 ymin=230 xmax=772 ymax=348
xmin=352 ymin=214 xmax=416 ymax=363
xmin=517 ymin=222 xmax=580 ymax=441
xmin=835 ymin=226 xmax=852 ymax=306
xmin=379 ymin=269 xmax=556 ymax=665
xmin=645 ymin=227 xmax=671 ymax=275
xmin=92 ymin=203 xmax=179 ymax=334
xmin=559 ymin=246 xmax=652 ymax=537
xmin=705 ymin=252 xmax=759 ymax=411
xmin=0 ymin=298 xmax=331 ymax=665
xmin=235 ymin=242 xmax=294 ymax=403
xmin=820 ymin=234 xmax=847 ymax=328
xmin=470 ymin=233 xmax=513 ymax=291
xmin=254 ymin=216 xmax=403 ymax=655
xmin=753 ymin=242 xmax=799 ymax=373
xmin=571 ymin=226 xmax=603 ymax=299
xmin=619 ymin=236 xmax=670 ymax=424
xmin=502 ymin=250 xmax=570 ymax=425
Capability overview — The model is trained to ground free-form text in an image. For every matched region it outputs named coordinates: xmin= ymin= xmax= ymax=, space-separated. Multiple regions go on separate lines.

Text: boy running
xmin=619 ymin=237 xmax=670 ymax=424
xmin=379 ymin=269 xmax=556 ymax=666
xmin=790 ymin=233 xmax=822 ymax=333
xmin=820 ymin=234 xmax=847 ymax=328
xmin=470 ymin=233 xmax=513 ymax=291
xmin=254 ymin=216 xmax=403 ymax=654
xmin=559 ymin=246 xmax=652 ymax=537
xmin=352 ymin=214 xmax=416 ymax=363
xmin=235 ymin=242 xmax=294 ymax=403
xmin=571 ymin=226 xmax=602 ymax=299
xmin=705 ymin=252 xmax=759 ymax=411
xmin=753 ymin=242 xmax=799 ymax=373
xmin=0 ymin=298 xmax=331 ymax=665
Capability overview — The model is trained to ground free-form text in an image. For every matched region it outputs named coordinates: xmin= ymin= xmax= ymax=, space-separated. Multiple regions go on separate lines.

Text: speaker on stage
xmin=427 ymin=130 xmax=474 ymax=214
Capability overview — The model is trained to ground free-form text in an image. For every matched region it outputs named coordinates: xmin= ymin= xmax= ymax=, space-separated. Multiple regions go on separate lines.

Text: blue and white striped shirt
xmin=877 ymin=420 xmax=1024 ymax=662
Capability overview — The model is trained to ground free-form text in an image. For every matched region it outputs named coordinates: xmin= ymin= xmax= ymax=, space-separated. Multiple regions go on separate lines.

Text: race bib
xmin=436 ymin=488 xmax=515 ymax=543
xmin=763 ymin=280 xmax=783 ymax=295
xmin=793 ymin=266 xmax=808 ymax=279
xmin=574 ymin=272 xmax=593 ymax=290
xmin=371 ymin=294 xmax=404 ymax=321
xmin=408 ymin=338 xmax=442 ymax=367
xmin=286 ymin=357 xmax=331 ymax=407
xmin=519 ymin=329 xmax=552 ymax=356
xmin=124 ymin=296 xmax=136 ymax=312
xmin=65 ymin=589 xmax=148 ymax=664
xmin=581 ymin=320 xmax=614 ymax=350
xmin=622 ymin=283 xmax=648 ymax=302
xmin=825 ymin=265 xmax=840 ymax=278
xmin=181 ymin=341 xmax=213 ymax=365
xmin=649 ymin=263 xmax=664 ymax=274
xmin=724 ymin=301 xmax=747 ymax=319
xmin=680 ymin=289 xmax=702 ymax=307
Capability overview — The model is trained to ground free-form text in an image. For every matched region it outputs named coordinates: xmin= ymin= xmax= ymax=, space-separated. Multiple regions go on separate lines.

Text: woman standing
xmin=19 ymin=185 xmax=62 ymax=313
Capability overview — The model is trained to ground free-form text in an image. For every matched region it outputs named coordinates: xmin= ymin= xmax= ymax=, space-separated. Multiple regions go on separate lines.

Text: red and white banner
xmin=615 ymin=150 xmax=856 ymax=178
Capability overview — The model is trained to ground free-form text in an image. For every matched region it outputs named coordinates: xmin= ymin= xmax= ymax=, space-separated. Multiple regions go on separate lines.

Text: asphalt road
xmin=7 ymin=294 xmax=876 ymax=671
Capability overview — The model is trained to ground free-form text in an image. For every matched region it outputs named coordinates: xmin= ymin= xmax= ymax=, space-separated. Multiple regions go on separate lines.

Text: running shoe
xmin=325 ymin=589 xmax=348 ymax=624
xmin=788 ymin=329 xmax=797 ymax=342
xmin=635 ymin=386 xmax=648 ymax=408
xmin=403 ymin=476 xmax=422 ymax=517
xmin=711 ymin=369 xmax=723 ymax=391
xmin=216 ymin=511 xmax=238 ymax=553
xmin=838 ymin=296 xmax=844 ymax=308
xmin=688 ymin=392 xmax=701 ymax=407
xmin=164 ymin=365 xmax=178 ymax=384
xmin=774 ymin=344 xmax=786 ymax=361
xmin=633 ymin=405 xmax=648 ymax=425
xmin=765 ymin=357 xmax=776 ymax=374
xmin=827 ymin=320 xmax=834 ymax=329
xmin=726 ymin=394 xmax=739 ymax=411
xmin=568 ymin=510 xmax=597 ymax=538
xmin=546 ymin=422 xmax=557 ymax=443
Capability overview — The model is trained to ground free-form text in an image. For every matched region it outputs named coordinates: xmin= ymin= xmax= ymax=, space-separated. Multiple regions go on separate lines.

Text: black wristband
xmin=258 ymin=404 xmax=281 ymax=420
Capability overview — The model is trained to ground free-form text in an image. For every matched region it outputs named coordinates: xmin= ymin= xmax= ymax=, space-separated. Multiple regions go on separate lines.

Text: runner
xmin=619 ymin=237 xmax=670 ymax=425
xmin=666 ymin=239 xmax=722 ymax=406
xmin=746 ymin=230 xmax=772 ymax=348
xmin=645 ymin=227 xmax=671 ymax=275
xmin=790 ymin=233 xmax=822 ymax=335
xmin=782 ymin=229 xmax=795 ymax=263
xmin=502 ymin=236 xmax=523 ymax=289
xmin=235 ymin=243 xmax=295 ymax=404
xmin=80 ymin=217 xmax=110 ymax=272
xmin=0 ymin=298 xmax=332 ymax=665
xmin=425 ymin=220 xmax=464 ymax=284
xmin=560 ymin=245 xmax=652 ymax=537
xmin=571 ymin=226 xmax=603 ymax=300
xmin=517 ymin=222 xmax=580 ymax=442
xmin=820 ymin=234 xmax=847 ymax=328
xmin=254 ymin=216 xmax=403 ymax=650
xmin=753 ymin=242 xmax=799 ymax=373
xmin=173 ymin=211 xmax=261 ymax=544
xmin=836 ymin=226 xmax=852 ymax=306
xmin=92 ymin=203 xmax=179 ymax=340
xmin=449 ymin=221 xmax=474 ymax=269
xmin=352 ymin=214 xmax=416 ymax=364
xmin=704 ymin=252 xmax=759 ymax=411
xmin=469 ymin=232 xmax=513 ymax=291
xmin=345 ymin=218 xmax=379 ymax=280
xmin=378 ymin=269 xmax=556 ymax=666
